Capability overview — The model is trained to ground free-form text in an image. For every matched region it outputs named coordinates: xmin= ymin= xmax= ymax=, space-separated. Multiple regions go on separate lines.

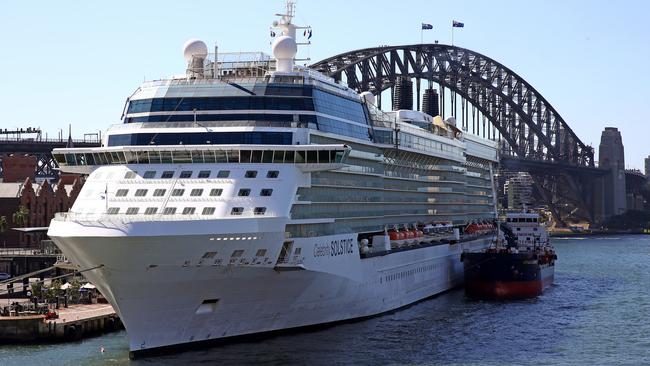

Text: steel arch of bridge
xmin=311 ymin=43 xmax=594 ymax=167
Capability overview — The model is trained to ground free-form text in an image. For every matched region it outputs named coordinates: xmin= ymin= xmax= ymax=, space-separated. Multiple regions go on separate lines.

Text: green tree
xmin=45 ymin=279 xmax=62 ymax=303
xmin=0 ymin=216 xmax=7 ymax=234
xmin=12 ymin=205 xmax=29 ymax=227
xmin=68 ymin=277 xmax=82 ymax=303
xmin=31 ymin=282 xmax=43 ymax=300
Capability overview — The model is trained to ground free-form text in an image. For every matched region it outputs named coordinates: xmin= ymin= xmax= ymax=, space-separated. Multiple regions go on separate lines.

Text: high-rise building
xmin=504 ymin=172 xmax=533 ymax=209
xmin=598 ymin=127 xmax=627 ymax=217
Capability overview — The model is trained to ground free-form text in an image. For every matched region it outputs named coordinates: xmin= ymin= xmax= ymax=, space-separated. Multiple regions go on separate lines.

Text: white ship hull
xmin=49 ymin=219 xmax=490 ymax=356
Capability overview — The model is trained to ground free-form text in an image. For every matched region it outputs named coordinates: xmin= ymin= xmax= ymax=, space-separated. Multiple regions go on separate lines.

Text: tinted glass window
xmin=209 ymin=188 xmax=223 ymax=196
xmin=153 ymin=189 xmax=166 ymax=197
xmin=108 ymin=132 xmax=292 ymax=146
xmin=161 ymin=171 xmax=174 ymax=179
xmin=127 ymin=96 xmax=314 ymax=114
xmin=180 ymin=171 xmax=192 ymax=178
xmin=260 ymin=189 xmax=273 ymax=196
xmin=198 ymin=170 xmax=211 ymax=178
xmin=245 ymin=171 xmax=257 ymax=178
xmin=144 ymin=207 xmax=158 ymax=215
xmin=135 ymin=189 xmax=148 ymax=197
xmin=266 ymin=170 xmax=279 ymax=178
xmin=238 ymin=189 xmax=251 ymax=197
xmin=143 ymin=171 xmax=156 ymax=179
xmin=217 ymin=170 xmax=230 ymax=178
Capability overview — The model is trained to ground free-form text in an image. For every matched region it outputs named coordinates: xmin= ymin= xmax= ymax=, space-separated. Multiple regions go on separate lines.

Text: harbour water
xmin=2 ymin=235 xmax=649 ymax=365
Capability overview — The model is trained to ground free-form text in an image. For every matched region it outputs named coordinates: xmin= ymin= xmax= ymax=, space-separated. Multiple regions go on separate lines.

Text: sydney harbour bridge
xmin=0 ymin=43 xmax=611 ymax=224
xmin=311 ymin=43 xmax=608 ymax=224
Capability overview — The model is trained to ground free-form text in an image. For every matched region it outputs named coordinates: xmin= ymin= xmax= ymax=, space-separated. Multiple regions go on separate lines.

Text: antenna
xmin=270 ymin=0 xmax=312 ymax=69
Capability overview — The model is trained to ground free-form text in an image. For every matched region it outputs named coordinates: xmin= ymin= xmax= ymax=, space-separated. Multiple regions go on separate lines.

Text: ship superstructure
xmin=48 ymin=2 xmax=499 ymax=357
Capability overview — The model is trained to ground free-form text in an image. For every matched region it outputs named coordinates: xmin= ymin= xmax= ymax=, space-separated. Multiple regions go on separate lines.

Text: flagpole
xmin=451 ymin=26 xmax=454 ymax=46
xmin=421 ymin=27 xmax=423 ymax=44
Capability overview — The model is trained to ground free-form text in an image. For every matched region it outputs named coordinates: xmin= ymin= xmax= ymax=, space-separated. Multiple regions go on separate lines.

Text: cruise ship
xmin=48 ymin=2 xmax=499 ymax=357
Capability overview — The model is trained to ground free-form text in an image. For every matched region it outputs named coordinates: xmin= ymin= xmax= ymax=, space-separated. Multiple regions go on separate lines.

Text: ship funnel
xmin=272 ymin=36 xmax=297 ymax=73
xmin=183 ymin=39 xmax=208 ymax=78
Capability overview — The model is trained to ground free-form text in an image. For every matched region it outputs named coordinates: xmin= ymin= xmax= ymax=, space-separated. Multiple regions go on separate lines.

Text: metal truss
xmin=311 ymin=44 xmax=594 ymax=168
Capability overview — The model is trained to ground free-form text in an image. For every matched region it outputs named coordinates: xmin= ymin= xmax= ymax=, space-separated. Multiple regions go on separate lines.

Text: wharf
xmin=0 ymin=303 xmax=122 ymax=342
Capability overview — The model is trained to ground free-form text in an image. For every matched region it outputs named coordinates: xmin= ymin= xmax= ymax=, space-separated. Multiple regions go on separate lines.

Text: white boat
xmin=48 ymin=1 xmax=499 ymax=357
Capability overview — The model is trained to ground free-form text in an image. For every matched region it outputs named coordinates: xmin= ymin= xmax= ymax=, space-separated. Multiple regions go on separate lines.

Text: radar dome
xmin=272 ymin=36 xmax=297 ymax=60
xmin=183 ymin=39 xmax=208 ymax=62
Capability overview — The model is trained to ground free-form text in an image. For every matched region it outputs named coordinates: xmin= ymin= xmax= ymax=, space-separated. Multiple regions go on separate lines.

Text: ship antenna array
xmin=270 ymin=0 xmax=312 ymax=62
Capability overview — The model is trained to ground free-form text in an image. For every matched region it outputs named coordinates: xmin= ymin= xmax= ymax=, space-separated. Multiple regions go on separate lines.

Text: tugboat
xmin=461 ymin=211 xmax=556 ymax=299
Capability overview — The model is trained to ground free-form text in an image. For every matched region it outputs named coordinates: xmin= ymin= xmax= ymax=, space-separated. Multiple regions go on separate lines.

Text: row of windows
xmin=55 ymin=148 xmax=349 ymax=167
xmin=108 ymin=131 xmax=293 ymax=147
xmin=106 ymin=206 xmax=267 ymax=216
xmin=123 ymin=114 xmax=316 ymax=124
xmin=312 ymin=89 xmax=369 ymax=125
xmin=116 ymin=169 xmax=278 ymax=180
xmin=126 ymin=96 xmax=315 ymax=114
xmin=112 ymin=187 xmax=272 ymax=198
xmin=317 ymin=116 xmax=373 ymax=141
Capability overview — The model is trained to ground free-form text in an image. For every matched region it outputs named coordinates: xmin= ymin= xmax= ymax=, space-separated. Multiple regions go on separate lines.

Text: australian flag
xmin=452 ymin=20 xmax=464 ymax=28
xmin=422 ymin=23 xmax=433 ymax=30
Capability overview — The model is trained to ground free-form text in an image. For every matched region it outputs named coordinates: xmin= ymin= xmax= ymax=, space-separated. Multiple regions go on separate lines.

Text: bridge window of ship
xmin=202 ymin=207 xmax=216 ymax=215
xmin=107 ymin=207 xmax=120 ymax=215
xmin=244 ymin=170 xmax=257 ymax=178
xmin=163 ymin=207 xmax=176 ymax=215
xmin=143 ymin=171 xmax=156 ymax=179
xmin=161 ymin=171 xmax=174 ymax=179
xmin=260 ymin=189 xmax=273 ymax=197
xmin=182 ymin=207 xmax=196 ymax=215
xmin=198 ymin=170 xmax=211 ymax=178
xmin=144 ymin=207 xmax=158 ymax=215
xmin=153 ymin=189 xmax=166 ymax=197
xmin=266 ymin=170 xmax=279 ymax=178
xmin=115 ymin=189 xmax=128 ymax=197
xmin=209 ymin=188 xmax=223 ymax=197
xmin=180 ymin=171 xmax=192 ymax=179
xmin=171 ymin=189 xmax=185 ymax=197
xmin=135 ymin=189 xmax=148 ymax=197
xmin=238 ymin=189 xmax=251 ymax=197
xmin=190 ymin=189 xmax=203 ymax=197
xmin=126 ymin=207 xmax=139 ymax=215
xmin=124 ymin=171 xmax=137 ymax=179
xmin=254 ymin=207 xmax=267 ymax=215
xmin=217 ymin=170 xmax=230 ymax=178
xmin=231 ymin=207 xmax=244 ymax=215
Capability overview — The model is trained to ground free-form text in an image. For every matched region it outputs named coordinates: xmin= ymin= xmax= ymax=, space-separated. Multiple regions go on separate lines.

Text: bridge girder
xmin=311 ymin=44 xmax=594 ymax=168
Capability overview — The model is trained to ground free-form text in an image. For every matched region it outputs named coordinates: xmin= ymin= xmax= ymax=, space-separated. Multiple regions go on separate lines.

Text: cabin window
xmin=161 ymin=171 xmax=174 ymax=179
xmin=153 ymin=189 xmax=166 ymax=197
xmin=126 ymin=207 xmax=139 ymax=215
xmin=171 ymin=189 xmax=185 ymax=197
xmin=266 ymin=170 xmax=279 ymax=178
xmin=163 ymin=207 xmax=177 ymax=215
xmin=180 ymin=171 xmax=192 ymax=178
xmin=198 ymin=170 xmax=211 ymax=178
xmin=135 ymin=189 xmax=148 ymax=197
xmin=245 ymin=170 xmax=257 ymax=178
xmin=209 ymin=188 xmax=223 ymax=197
xmin=182 ymin=207 xmax=196 ymax=215
xmin=255 ymin=249 xmax=267 ymax=257
xmin=254 ymin=207 xmax=267 ymax=215
xmin=260 ymin=189 xmax=273 ymax=197
xmin=217 ymin=170 xmax=230 ymax=178
xmin=190 ymin=189 xmax=203 ymax=197
xmin=202 ymin=207 xmax=216 ymax=215
xmin=231 ymin=207 xmax=244 ymax=215
xmin=115 ymin=189 xmax=128 ymax=197
xmin=238 ymin=189 xmax=251 ymax=197
xmin=124 ymin=171 xmax=137 ymax=179
xmin=143 ymin=171 xmax=156 ymax=179
xmin=107 ymin=207 xmax=120 ymax=215
xmin=144 ymin=207 xmax=158 ymax=215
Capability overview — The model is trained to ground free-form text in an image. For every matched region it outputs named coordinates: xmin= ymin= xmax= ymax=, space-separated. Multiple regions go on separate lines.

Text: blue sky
xmin=1 ymin=0 xmax=648 ymax=169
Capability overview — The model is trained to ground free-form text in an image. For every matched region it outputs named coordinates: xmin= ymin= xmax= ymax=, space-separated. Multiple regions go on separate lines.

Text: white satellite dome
xmin=183 ymin=39 xmax=208 ymax=62
xmin=272 ymin=36 xmax=297 ymax=60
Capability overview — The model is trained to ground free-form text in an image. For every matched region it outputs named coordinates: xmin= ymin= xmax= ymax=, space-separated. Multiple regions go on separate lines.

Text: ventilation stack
xmin=392 ymin=77 xmax=413 ymax=111
xmin=422 ymin=87 xmax=439 ymax=117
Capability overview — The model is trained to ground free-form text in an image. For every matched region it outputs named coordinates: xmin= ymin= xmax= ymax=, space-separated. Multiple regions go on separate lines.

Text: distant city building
xmin=0 ymin=154 xmax=83 ymax=248
xmin=645 ymin=155 xmax=650 ymax=178
xmin=598 ymin=127 xmax=627 ymax=217
xmin=505 ymin=172 xmax=533 ymax=210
